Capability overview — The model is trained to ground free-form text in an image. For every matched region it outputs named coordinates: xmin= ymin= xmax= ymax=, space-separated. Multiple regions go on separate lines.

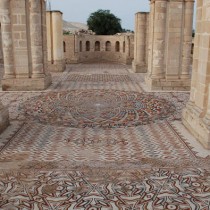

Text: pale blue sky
xmin=50 ymin=0 xmax=196 ymax=30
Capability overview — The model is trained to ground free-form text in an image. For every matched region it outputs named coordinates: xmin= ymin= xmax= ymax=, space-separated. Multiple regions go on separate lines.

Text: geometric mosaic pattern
xmin=0 ymin=63 xmax=209 ymax=209
xmin=21 ymin=90 xmax=176 ymax=128
xmin=0 ymin=167 xmax=210 ymax=209
xmin=65 ymin=74 xmax=133 ymax=82
xmin=0 ymin=121 xmax=199 ymax=163
xmin=0 ymin=92 xmax=188 ymax=122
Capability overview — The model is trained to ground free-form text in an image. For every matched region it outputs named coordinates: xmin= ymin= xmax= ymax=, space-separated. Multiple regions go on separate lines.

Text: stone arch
xmin=115 ymin=41 xmax=120 ymax=52
xmin=86 ymin=41 xmax=90 ymax=51
xmin=95 ymin=41 xmax=100 ymax=51
xmin=79 ymin=41 xmax=82 ymax=52
xmin=105 ymin=41 xmax=111 ymax=51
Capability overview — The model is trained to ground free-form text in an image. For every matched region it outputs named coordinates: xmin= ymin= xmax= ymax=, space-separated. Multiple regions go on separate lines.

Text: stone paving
xmin=0 ymin=63 xmax=210 ymax=209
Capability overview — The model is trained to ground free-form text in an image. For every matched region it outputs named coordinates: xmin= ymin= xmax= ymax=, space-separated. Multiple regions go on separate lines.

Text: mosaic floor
xmin=0 ymin=63 xmax=210 ymax=209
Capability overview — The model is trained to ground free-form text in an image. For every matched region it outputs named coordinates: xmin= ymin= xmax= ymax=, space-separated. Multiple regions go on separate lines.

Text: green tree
xmin=87 ymin=10 xmax=122 ymax=35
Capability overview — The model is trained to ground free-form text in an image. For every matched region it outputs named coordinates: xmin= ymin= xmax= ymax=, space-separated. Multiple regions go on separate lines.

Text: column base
xmin=2 ymin=74 xmax=52 ymax=91
xmin=48 ymin=60 xmax=66 ymax=72
xmin=183 ymin=102 xmax=210 ymax=149
xmin=0 ymin=103 xmax=9 ymax=133
xmin=145 ymin=76 xmax=191 ymax=91
xmin=132 ymin=61 xmax=147 ymax=73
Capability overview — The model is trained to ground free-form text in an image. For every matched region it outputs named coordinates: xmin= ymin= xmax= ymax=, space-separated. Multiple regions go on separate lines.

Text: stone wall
xmin=63 ymin=34 xmax=134 ymax=64
xmin=46 ymin=11 xmax=66 ymax=72
xmin=183 ymin=0 xmax=210 ymax=149
xmin=132 ymin=12 xmax=149 ymax=73
xmin=63 ymin=35 xmax=78 ymax=64
xmin=0 ymin=27 xmax=3 ymax=64
xmin=0 ymin=0 xmax=51 ymax=91
xmin=145 ymin=0 xmax=194 ymax=91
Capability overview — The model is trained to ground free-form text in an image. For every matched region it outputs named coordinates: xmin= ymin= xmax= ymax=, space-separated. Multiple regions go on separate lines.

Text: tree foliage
xmin=87 ymin=10 xmax=123 ymax=35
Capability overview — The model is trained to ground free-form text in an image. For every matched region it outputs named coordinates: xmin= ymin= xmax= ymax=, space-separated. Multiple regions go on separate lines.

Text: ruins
xmin=0 ymin=0 xmax=52 ymax=91
xmin=0 ymin=0 xmax=208 ymax=150
xmin=132 ymin=12 xmax=149 ymax=73
xmin=145 ymin=0 xmax=194 ymax=91
xmin=46 ymin=10 xmax=66 ymax=72
xmin=63 ymin=33 xmax=134 ymax=64
xmin=183 ymin=0 xmax=210 ymax=149
xmin=0 ymin=0 xmax=210 ymax=208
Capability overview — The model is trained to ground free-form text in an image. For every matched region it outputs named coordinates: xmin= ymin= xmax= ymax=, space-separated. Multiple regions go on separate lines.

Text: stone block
xmin=183 ymin=103 xmax=210 ymax=149
xmin=132 ymin=61 xmax=147 ymax=73
xmin=0 ymin=104 xmax=9 ymax=133
xmin=48 ymin=60 xmax=66 ymax=72
xmin=2 ymin=74 xmax=52 ymax=91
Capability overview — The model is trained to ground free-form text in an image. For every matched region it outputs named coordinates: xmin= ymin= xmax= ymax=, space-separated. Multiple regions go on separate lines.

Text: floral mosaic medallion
xmin=21 ymin=90 xmax=175 ymax=128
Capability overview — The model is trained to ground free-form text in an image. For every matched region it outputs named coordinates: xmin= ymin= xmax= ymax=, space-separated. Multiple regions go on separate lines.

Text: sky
xmin=50 ymin=0 xmax=150 ymax=30
xmin=49 ymin=0 xmax=196 ymax=30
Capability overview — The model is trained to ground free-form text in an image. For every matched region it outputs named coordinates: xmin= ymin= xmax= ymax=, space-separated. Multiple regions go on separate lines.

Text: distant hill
xmin=63 ymin=20 xmax=88 ymax=32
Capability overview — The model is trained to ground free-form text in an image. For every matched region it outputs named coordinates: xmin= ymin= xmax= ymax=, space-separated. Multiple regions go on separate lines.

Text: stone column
xmin=183 ymin=0 xmax=210 ymax=149
xmin=0 ymin=1 xmax=9 ymax=132
xmin=150 ymin=0 xmax=167 ymax=79
xmin=1 ymin=0 xmax=51 ymax=91
xmin=181 ymin=0 xmax=194 ymax=79
xmin=132 ymin=12 xmax=149 ymax=73
xmin=41 ymin=0 xmax=49 ymax=75
xmin=145 ymin=0 xmax=194 ymax=91
xmin=46 ymin=11 xmax=66 ymax=72
xmin=0 ymin=30 xmax=3 ymax=64
xmin=29 ymin=0 xmax=45 ymax=78
xmin=0 ymin=0 xmax=15 ymax=79
xmin=147 ymin=0 xmax=155 ymax=76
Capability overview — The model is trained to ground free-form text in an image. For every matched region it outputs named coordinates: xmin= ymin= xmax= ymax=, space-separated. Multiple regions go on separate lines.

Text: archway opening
xmin=105 ymin=41 xmax=111 ymax=51
xmin=95 ymin=41 xmax=100 ymax=51
xmin=115 ymin=41 xmax=120 ymax=52
xmin=79 ymin=41 xmax=82 ymax=52
xmin=86 ymin=41 xmax=90 ymax=51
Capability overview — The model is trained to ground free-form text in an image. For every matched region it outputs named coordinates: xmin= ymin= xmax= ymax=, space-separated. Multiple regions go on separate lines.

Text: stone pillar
xmin=147 ymin=0 xmax=155 ymax=77
xmin=151 ymin=0 xmax=167 ymax=79
xmin=181 ymin=0 xmax=194 ymax=79
xmin=30 ymin=0 xmax=45 ymax=78
xmin=125 ymin=34 xmax=134 ymax=65
xmin=0 ymin=0 xmax=52 ymax=91
xmin=0 ymin=29 xmax=3 ymax=64
xmin=183 ymin=0 xmax=210 ymax=149
xmin=145 ymin=0 xmax=194 ymax=91
xmin=132 ymin=12 xmax=149 ymax=73
xmin=46 ymin=11 xmax=66 ymax=72
xmin=0 ymin=1 xmax=9 ymax=131
xmin=0 ymin=0 xmax=15 ymax=79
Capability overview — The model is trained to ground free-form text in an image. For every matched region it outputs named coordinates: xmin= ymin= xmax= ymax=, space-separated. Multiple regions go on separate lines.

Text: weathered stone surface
xmin=0 ymin=0 xmax=52 ymax=90
xmin=132 ymin=12 xmax=149 ymax=73
xmin=63 ymin=34 xmax=134 ymax=65
xmin=47 ymin=11 xmax=66 ymax=72
xmin=183 ymin=0 xmax=210 ymax=150
xmin=146 ymin=0 xmax=194 ymax=90
xmin=0 ymin=102 xmax=9 ymax=133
